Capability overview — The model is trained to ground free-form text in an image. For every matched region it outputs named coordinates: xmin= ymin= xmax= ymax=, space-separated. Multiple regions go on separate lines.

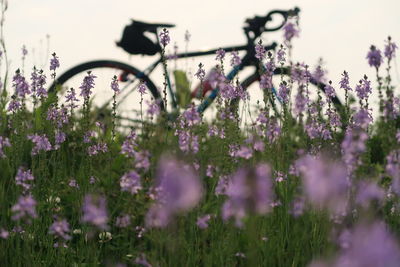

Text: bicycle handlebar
xmin=243 ymin=7 xmax=300 ymax=42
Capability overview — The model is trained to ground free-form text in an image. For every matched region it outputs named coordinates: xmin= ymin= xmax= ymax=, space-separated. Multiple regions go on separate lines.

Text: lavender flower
xmin=255 ymin=40 xmax=266 ymax=60
xmin=366 ymin=45 xmax=383 ymax=68
xmin=355 ymin=181 xmax=384 ymax=208
xmin=15 ymin=167 xmax=34 ymax=193
xmin=283 ymin=22 xmax=299 ymax=43
xmin=145 ymin=156 xmax=202 ymax=228
xmin=222 ymin=164 xmax=274 ymax=227
xmin=11 ymin=195 xmax=37 ymax=222
xmin=79 ymin=71 xmax=97 ymax=98
xmin=339 ymin=71 xmax=352 ymax=92
xmin=277 ymin=45 xmax=286 ymax=63
xmin=384 ymin=36 xmax=398 ymax=61
xmin=230 ymin=51 xmax=241 ymax=66
xmin=65 ymin=87 xmax=79 ymax=110
xmin=215 ymin=48 xmax=226 ymax=61
xmin=354 ymin=75 xmax=372 ymax=101
xmin=0 ymin=136 xmax=11 ymax=158
xmin=27 ymin=134 xmax=52 ymax=155
xmin=110 ymin=75 xmax=119 ymax=93
xmin=196 ymin=214 xmax=212 ymax=229
xmin=295 ymin=155 xmax=349 ymax=216
xmin=12 ymin=70 xmax=30 ymax=98
xmin=159 ymin=28 xmax=170 ymax=47
xmin=49 ymin=52 xmax=60 ymax=72
xmin=331 ymin=221 xmax=400 ymax=267
xmin=81 ymin=194 xmax=109 ymax=230
xmin=120 ymin=170 xmax=142 ymax=195
xmin=146 ymin=99 xmax=161 ymax=116
xmin=49 ymin=219 xmax=71 ymax=241
xmin=278 ymin=81 xmax=290 ymax=103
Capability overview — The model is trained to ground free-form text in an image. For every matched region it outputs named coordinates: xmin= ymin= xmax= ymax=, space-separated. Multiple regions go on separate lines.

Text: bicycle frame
xmin=119 ymin=41 xmax=278 ymax=113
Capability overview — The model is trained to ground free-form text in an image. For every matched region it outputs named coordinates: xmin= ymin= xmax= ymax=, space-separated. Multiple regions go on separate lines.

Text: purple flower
xmin=341 ymin=127 xmax=368 ymax=174
xmin=49 ymin=219 xmax=71 ymax=241
xmin=79 ymin=71 xmax=97 ymax=98
xmin=354 ymin=75 xmax=372 ymax=101
xmin=134 ymin=253 xmax=152 ymax=267
xmin=110 ymin=75 xmax=119 ymax=93
xmin=332 ymin=221 xmax=400 ymax=267
xmin=11 ymin=195 xmax=37 ymax=222
xmin=146 ymin=99 xmax=161 ymax=116
xmin=277 ymin=45 xmax=286 ymax=63
xmin=15 ymin=167 xmax=34 ymax=193
xmin=278 ymin=81 xmax=290 ymax=103
xmin=87 ymin=143 xmax=108 ymax=156
xmin=27 ymin=134 xmax=52 ymax=155
xmin=195 ymin=63 xmax=205 ymax=81
xmin=384 ymin=37 xmax=398 ymax=61
xmin=182 ymin=104 xmax=201 ymax=126
xmin=21 ymin=45 xmax=28 ymax=56
xmin=295 ymin=155 xmax=349 ymax=216
xmin=0 ymin=229 xmax=9 ymax=239
xmin=55 ymin=131 xmax=66 ymax=147
xmin=235 ymin=146 xmax=253 ymax=159
xmin=222 ymin=164 xmax=274 ymax=227
xmin=0 ymin=136 xmax=11 ymax=158
xmin=65 ymin=88 xmax=79 ymax=110
xmin=283 ymin=22 xmax=299 ymax=43
xmin=145 ymin=156 xmax=202 ymax=228
xmin=366 ymin=45 xmax=383 ymax=68
xmin=115 ymin=214 xmax=131 ymax=228
xmin=324 ymin=81 xmax=336 ymax=100
xmin=12 ymin=70 xmax=30 ymax=98
xmin=68 ymin=179 xmax=79 ymax=189
xmin=339 ymin=71 xmax=352 ymax=92
xmin=159 ymin=28 xmax=170 ymax=47
xmin=230 ymin=51 xmax=241 ymax=66
xmin=49 ymin=52 xmax=60 ymax=72
xmin=121 ymin=130 xmax=137 ymax=157
xmin=7 ymin=98 xmax=21 ymax=112
xmin=81 ymin=194 xmax=109 ymax=230
xmin=138 ymin=81 xmax=147 ymax=95
xmin=255 ymin=41 xmax=266 ymax=60
xmin=355 ymin=181 xmax=384 ymax=208
xmin=312 ymin=64 xmax=327 ymax=84
xmin=196 ymin=214 xmax=212 ymax=229
xmin=120 ymin=170 xmax=142 ymax=195
xmin=215 ymin=48 xmax=226 ymax=61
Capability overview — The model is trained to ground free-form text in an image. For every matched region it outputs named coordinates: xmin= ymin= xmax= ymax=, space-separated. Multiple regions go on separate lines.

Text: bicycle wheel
xmin=50 ymin=60 xmax=163 ymax=128
xmin=232 ymin=67 xmax=343 ymax=127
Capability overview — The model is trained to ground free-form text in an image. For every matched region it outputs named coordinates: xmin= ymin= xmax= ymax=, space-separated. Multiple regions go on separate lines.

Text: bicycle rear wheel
xmin=50 ymin=60 xmax=162 ymax=128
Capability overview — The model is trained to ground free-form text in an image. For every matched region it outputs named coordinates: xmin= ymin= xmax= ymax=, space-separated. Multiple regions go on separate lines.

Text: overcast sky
xmin=3 ymin=0 xmax=400 ymax=110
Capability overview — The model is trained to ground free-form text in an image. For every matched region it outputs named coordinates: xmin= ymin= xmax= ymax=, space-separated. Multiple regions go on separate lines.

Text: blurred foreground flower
xmin=145 ymin=156 xmax=202 ymax=228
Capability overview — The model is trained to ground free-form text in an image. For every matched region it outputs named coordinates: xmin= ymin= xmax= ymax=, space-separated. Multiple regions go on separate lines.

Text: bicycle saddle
xmin=130 ymin=20 xmax=175 ymax=34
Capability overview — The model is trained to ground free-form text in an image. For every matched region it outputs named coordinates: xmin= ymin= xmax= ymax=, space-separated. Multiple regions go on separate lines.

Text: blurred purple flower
xmin=283 ymin=22 xmax=299 ymax=43
xmin=354 ymin=75 xmax=372 ymax=101
xmin=15 ymin=167 xmax=34 ymax=193
xmin=82 ymin=194 xmax=109 ymax=230
xmin=49 ymin=219 xmax=71 ymax=241
xmin=138 ymin=81 xmax=147 ymax=95
xmin=12 ymin=70 xmax=30 ymax=98
xmin=230 ymin=51 xmax=241 ymax=66
xmin=295 ymin=155 xmax=349 ymax=215
xmin=222 ymin=164 xmax=274 ymax=227
xmin=115 ymin=214 xmax=131 ymax=228
xmin=145 ymin=156 xmax=202 ymax=228
xmin=11 ymin=194 xmax=37 ymax=222
xmin=197 ymin=214 xmax=212 ymax=229
xmin=384 ymin=37 xmax=398 ymax=61
xmin=0 ymin=136 xmax=11 ymax=158
xmin=355 ymin=181 xmax=385 ymax=208
xmin=339 ymin=71 xmax=352 ymax=92
xmin=255 ymin=41 xmax=266 ymax=60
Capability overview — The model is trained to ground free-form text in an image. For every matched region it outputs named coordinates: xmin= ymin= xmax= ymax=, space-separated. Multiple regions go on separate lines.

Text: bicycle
xmin=49 ymin=7 xmax=342 ymax=127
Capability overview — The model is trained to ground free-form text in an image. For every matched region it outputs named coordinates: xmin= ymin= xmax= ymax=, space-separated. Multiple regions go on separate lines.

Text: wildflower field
xmin=1 ymin=2 xmax=400 ymax=267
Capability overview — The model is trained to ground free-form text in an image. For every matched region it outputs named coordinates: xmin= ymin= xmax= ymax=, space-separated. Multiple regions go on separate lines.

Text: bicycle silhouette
xmin=50 ymin=7 xmax=342 ymax=125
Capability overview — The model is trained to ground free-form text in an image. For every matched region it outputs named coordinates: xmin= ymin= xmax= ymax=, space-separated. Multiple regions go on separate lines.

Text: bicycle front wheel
xmin=233 ymin=67 xmax=343 ymax=126
xmin=50 ymin=60 xmax=162 ymax=127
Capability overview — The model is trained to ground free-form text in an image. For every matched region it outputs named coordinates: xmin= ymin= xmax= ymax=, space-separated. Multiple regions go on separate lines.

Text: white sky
xmin=3 ymin=0 xmax=400 ymax=112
